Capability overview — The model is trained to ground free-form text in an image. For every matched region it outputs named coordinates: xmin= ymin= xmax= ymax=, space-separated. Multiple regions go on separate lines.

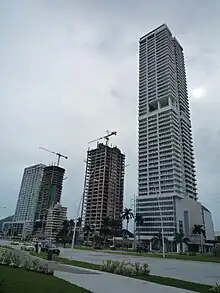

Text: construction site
xmin=81 ymin=131 xmax=125 ymax=231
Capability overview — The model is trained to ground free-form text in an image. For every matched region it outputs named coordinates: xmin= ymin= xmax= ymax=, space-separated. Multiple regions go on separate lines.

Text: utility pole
xmin=133 ymin=194 xmax=136 ymax=250
xmin=72 ymin=195 xmax=83 ymax=249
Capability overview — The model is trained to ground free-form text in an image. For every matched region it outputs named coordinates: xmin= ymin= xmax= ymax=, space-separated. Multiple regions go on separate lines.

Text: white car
xmin=21 ymin=242 xmax=35 ymax=251
xmin=10 ymin=241 xmax=19 ymax=245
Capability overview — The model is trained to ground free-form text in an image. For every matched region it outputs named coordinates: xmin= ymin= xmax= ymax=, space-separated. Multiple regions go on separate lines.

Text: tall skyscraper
xmin=35 ymin=165 xmax=65 ymax=222
xmin=81 ymin=143 xmax=125 ymax=231
xmin=13 ymin=164 xmax=45 ymax=235
xmin=137 ymin=24 xmax=197 ymax=242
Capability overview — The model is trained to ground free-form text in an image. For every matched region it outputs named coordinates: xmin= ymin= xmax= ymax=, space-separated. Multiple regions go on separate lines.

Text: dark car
xmin=41 ymin=243 xmax=60 ymax=256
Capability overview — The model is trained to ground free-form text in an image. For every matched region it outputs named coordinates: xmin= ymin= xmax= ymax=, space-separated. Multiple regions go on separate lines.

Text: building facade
xmin=35 ymin=165 xmax=65 ymax=222
xmin=202 ymin=205 xmax=214 ymax=241
xmin=44 ymin=203 xmax=67 ymax=241
xmin=137 ymin=24 xmax=198 ymax=241
xmin=81 ymin=143 xmax=125 ymax=231
xmin=10 ymin=164 xmax=45 ymax=236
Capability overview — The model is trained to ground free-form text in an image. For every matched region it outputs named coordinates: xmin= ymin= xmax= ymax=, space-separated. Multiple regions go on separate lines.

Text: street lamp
xmin=71 ymin=195 xmax=83 ymax=249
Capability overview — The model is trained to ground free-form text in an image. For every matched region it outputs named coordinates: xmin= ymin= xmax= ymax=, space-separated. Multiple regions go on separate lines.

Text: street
xmin=59 ymin=247 xmax=220 ymax=285
xmin=1 ymin=239 xmax=220 ymax=286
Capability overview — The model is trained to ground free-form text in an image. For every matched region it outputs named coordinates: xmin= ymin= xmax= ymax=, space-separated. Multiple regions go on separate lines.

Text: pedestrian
xmin=35 ymin=241 xmax=39 ymax=254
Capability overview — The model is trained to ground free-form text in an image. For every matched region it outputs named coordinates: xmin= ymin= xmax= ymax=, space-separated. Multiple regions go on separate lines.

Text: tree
xmin=121 ymin=208 xmax=134 ymax=234
xmin=111 ymin=219 xmax=121 ymax=238
xmin=192 ymin=224 xmax=206 ymax=253
xmin=173 ymin=230 xmax=190 ymax=252
xmin=83 ymin=225 xmax=91 ymax=243
xmin=58 ymin=220 xmax=71 ymax=247
xmin=151 ymin=230 xmax=168 ymax=252
xmin=121 ymin=208 xmax=134 ymax=250
xmin=69 ymin=219 xmax=75 ymax=232
xmin=100 ymin=217 xmax=112 ymax=247
xmin=135 ymin=214 xmax=144 ymax=244
xmin=76 ymin=217 xmax=82 ymax=227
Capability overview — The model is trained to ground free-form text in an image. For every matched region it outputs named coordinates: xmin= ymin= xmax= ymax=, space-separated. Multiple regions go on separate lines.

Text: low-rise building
xmin=44 ymin=204 xmax=67 ymax=242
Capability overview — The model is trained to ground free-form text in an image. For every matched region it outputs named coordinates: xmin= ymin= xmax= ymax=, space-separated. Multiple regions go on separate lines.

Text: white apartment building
xmin=44 ymin=203 xmax=67 ymax=242
xmin=12 ymin=164 xmax=45 ymax=236
xmin=137 ymin=24 xmax=201 ymax=242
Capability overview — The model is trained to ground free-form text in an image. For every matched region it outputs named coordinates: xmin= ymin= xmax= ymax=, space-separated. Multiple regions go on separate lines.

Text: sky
xmin=0 ymin=0 xmax=220 ymax=230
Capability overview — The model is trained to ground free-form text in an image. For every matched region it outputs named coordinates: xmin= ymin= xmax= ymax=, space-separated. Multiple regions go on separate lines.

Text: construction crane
xmin=88 ymin=131 xmax=117 ymax=146
xmin=39 ymin=147 xmax=68 ymax=166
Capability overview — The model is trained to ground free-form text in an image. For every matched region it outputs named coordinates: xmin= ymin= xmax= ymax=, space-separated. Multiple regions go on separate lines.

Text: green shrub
xmin=213 ymin=246 xmax=220 ymax=257
xmin=209 ymin=283 xmax=220 ymax=292
xmin=187 ymin=252 xmax=196 ymax=256
xmin=0 ymin=248 xmax=54 ymax=275
xmin=100 ymin=260 xmax=150 ymax=277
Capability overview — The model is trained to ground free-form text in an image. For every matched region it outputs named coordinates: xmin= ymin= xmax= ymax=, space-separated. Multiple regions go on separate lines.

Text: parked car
xmin=21 ymin=242 xmax=35 ymax=251
xmin=41 ymin=243 xmax=60 ymax=255
xmin=10 ymin=241 xmax=19 ymax=245
xmin=109 ymin=245 xmax=116 ymax=250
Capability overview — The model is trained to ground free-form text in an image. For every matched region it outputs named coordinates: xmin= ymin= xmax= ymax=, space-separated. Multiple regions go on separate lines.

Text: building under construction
xmin=82 ymin=142 xmax=125 ymax=231
xmin=35 ymin=165 xmax=65 ymax=222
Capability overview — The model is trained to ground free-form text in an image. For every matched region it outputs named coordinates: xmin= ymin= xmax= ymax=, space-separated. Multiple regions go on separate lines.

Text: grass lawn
xmin=0 ymin=265 xmax=93 ymax=293
xmin=72 ymin=245 xmax=220 ymax=263
xmin=31 ymin=252 xmax=212 ymax=293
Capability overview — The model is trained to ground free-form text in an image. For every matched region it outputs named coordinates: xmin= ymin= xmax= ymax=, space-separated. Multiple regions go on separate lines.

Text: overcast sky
xmin=0 ymin=0 xmax=220 ymax=230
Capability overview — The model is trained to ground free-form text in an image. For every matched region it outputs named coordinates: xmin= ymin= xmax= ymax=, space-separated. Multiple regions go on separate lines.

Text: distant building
xmin=4 ymin=164 xmax=45 ymax=237
xmin=0 ymin=215 xmax=13 ymax=230
xmin=215 ymin=231 xmax=220 ymax=239
xmin=44 ymin=203 xmax=67 ymax=241
xmin=202 ymin=205 xmax=214 ymax=241
xmin=35 ymin=165 xmax=65 ymax=222
xmin=81 ymin=143 xmax=125 ymax=231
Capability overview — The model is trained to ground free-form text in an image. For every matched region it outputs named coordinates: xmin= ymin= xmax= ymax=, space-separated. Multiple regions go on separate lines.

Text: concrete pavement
xmin=55 ymin=266 xmax=196 ymax=293
xmin=59 ymin=248 xmax=220 ymax=285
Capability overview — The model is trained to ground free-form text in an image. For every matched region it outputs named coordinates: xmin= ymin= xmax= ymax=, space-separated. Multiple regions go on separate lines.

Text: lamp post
xmin=71 ymin=195 xmax=83 ymax=249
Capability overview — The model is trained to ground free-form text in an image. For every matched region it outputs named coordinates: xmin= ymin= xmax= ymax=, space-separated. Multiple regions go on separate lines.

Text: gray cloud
xmin=0 ymin=0 xmax=220 ymax=229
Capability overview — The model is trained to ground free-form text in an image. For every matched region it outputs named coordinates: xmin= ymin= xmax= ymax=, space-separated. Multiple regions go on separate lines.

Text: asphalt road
xmin=59 ymin=247 xmax=220 ymax=285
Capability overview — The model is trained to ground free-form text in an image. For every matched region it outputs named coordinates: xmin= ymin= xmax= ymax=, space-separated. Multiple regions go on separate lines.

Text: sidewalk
xmin=54 ymin=265 xmax=196 ymax=293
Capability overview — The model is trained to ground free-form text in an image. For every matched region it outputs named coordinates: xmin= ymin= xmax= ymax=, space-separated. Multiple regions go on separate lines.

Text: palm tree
xmin=121 ymin=208 xmax=134 ymax=234
xmin=76 ymin=217 xmax=82 ymax=227
xmin=135 ymin=214 xmax=144 ymax=244
xmin=111 ymin=219 xmax=121 ymax=238
xmin=121 ymin=208 xmax=134 ymax=250
xmin=100 ymin=217 xmax=112 ymax=247
xmin=69 ymin=219 xmax=75 ymax=234
xmin=57 ymin=220 xmax=71 ymax=247
xmin=173 ymin=230 xmax=190 ymax=252
xmin=192 ymin=224 xmax=206 ymax=253
xmin=151 ymin=230 xmax=168 ymax=252
xmin=83 ymin=224 xmax=91 ymax=243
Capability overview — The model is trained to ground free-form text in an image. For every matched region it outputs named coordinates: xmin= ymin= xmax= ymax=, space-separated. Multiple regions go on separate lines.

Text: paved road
xmin=0 ymin=240 xmax=212 ymax=292
xmin=2 ymin=239 xmax=220 ymax=286
xmin=59 ymin=248 xmax=220 ymax=285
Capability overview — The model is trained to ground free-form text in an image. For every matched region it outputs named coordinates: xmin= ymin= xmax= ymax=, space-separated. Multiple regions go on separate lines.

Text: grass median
xmin=0 ymin=265 xmax=93 ymax=293
xmin=31 ymin=252 xmax=212 ymax=293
